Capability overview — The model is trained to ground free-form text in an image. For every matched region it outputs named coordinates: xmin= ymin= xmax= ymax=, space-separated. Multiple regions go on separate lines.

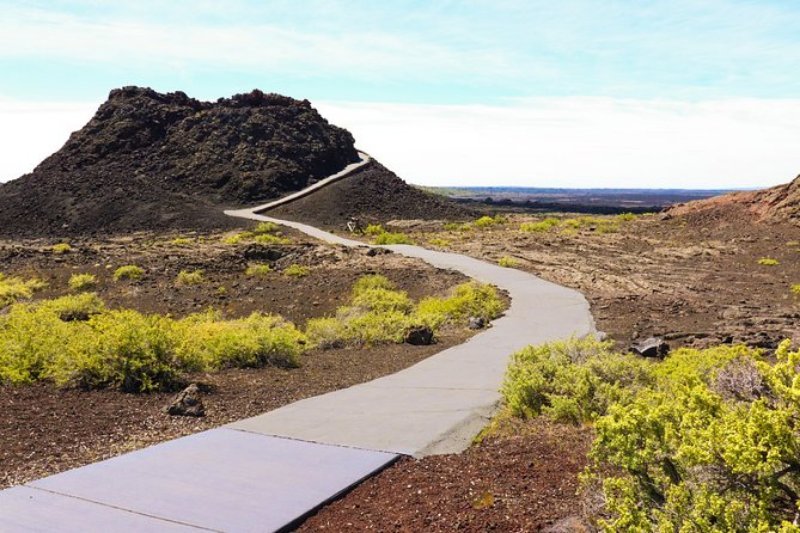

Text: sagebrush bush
xmin=0 ymin=273 xmax=47 ymax=308
xmin=373 ymin=231 xmax=413 ymax=245
xmin=176 ymin=269 xmax=204 ymax=286
xmin=51 ymin=243 xmax=72 ymax=254
xmin=758 ymin=257 xmax=780 ymax=266
xmin=474 ymin=215 xmax=504 ymax=228
xmin=363 ymin=224 xmax=385 ymax=236
xmin=791 ymin=283 xmax=800 ymax=296
xmin=502 ymin=337 xmax=800 ymax=531
xmin=245 ymin=263 xmax=272 ymax=277
xmin=38 ymin=292 xmax=105 ymax=321
xmin=0 ymin=295 xmax=307 ymax=392
xmin=69 ymin=273 xmax=97 ymax=292
xmin=176 ymin=311 xmax=305 ymax=371
xmin=498 ymin=256 xmax=518 ymax=268
xmin=520 ymin=218 xmax=560 ymax=233
xmin=283 ymin=264 xmax=310 ymax=277
xmin=253 ymin=221 xmax=280 ymax=235
xmin=170 ymin=237 xmax=194 ymax=246
xmin=307 ymin=276 xmax=504 ymax=349
xmin=113 ymin=265 xmax=144 ymax=281
xmin=253 ymin=233 xmax=291 ymax=245
xmin=222 ymin=231 xmax=253 ymax=245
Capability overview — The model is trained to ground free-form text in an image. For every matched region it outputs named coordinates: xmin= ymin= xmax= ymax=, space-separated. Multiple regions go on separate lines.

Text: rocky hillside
xmin=666 ymin=174 xmax=800 ymax=226
xmin=0 ymin=87 xmax=359 ymax=237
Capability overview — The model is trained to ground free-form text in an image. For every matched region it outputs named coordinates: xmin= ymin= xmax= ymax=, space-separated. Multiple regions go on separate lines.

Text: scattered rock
xmin=165 ymin=384 xmax=205 ymax=417
xmin=632 ymin=337 xmax=670 ymax=358
xmin=405 ymin=325 xmax=435 ymax=346
xmin=468 ymin=316 xmax=486 ymax=330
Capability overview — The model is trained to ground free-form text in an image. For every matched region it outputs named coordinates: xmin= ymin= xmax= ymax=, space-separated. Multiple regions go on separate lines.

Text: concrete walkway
xmin=0 ymin=153 xmax=595 ymax=532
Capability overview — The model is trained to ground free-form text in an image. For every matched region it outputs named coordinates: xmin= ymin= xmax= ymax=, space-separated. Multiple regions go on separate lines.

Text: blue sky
xmin=2 ymin=0 xmax=800 ymax=187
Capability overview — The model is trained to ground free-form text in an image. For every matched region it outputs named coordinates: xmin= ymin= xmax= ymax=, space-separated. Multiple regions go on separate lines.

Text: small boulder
xmin=405 ymin=325 xmax=435 ymax=346
xmin=165 ymin=384 xmax=205 ymax=417
xmin=468 ymin=316 xmax=486 ymax=330
xmin=632 ymin=337 xmax=670 ymax=358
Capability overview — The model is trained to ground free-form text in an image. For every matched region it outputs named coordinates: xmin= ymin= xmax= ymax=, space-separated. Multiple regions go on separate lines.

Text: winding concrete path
xmin=0 ymin=152 xmax=595 ymax=532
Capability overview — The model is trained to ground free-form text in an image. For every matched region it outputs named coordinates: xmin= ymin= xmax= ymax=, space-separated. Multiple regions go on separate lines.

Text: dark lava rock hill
xmin=0 ymin=87 xmax=361 ymax=237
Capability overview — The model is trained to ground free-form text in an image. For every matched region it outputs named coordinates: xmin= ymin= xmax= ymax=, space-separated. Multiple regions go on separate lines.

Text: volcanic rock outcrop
xmin=666 ymin=174 xmax=800 ymax=226
xmin=0 ymin=87 xmax=360 ymax=237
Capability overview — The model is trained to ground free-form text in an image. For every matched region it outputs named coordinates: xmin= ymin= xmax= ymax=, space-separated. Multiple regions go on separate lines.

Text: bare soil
xmin=0 ymin=225 xmax=480 ymax=488
xmin=298 ymin=418 xmax=594 ymax=532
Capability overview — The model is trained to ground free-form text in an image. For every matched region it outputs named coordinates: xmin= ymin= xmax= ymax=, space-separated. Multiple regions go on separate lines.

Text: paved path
xmin=0 ymin=152 xmax=595 ymax=531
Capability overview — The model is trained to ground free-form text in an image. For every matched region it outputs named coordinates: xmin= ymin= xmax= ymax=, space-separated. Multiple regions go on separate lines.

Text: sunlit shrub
xmin=176 ymin=269 xmax=205 ymax=286
xmin=68 ymin=273 xmax=97 ymax=292
xmin=374 ymin=231 xmax=414 ymax=245
xmin=758 ymin=257 xmax=779 ymax=266
xmin=0 ymin=273 xmax=47 ymax=308
xmin=520 ymin=218 xmax=560 ymax=232
xmin=498 ymin=256 xmax=518 ymax=268
xmin=363 ymin=224 xmax=385 ymax=236
xmin=253 ymin=221 xmax=280 ymax=235
xmin=222 ymin=231 xmax=254 ymax=245
xmin=253 ymin=233 xmax=291 ymax=245
xmin=170 ymin=237 xmax=194 ymax=246
xmin=283 ymin=264 xmax=310 ymax=277
xmin=245 ymin=263 xmax=272 ymax=277
xmin=38 ymin=293 xmax=105 ymax=321
xmin=113 ymin=265 xmax=144 ymax=281
xmin=51 ymin=243 xmax=72 ymax=254
xmin=353 ymin=274 xmax=395 ymax=294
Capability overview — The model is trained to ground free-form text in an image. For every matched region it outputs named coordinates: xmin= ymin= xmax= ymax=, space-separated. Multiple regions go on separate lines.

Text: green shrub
xmin=305 ymin=317 xmax=349 ymax=349
xmin=520 ymin=218 xmax=560 ymax=233
xmin=374 ymin=232 xmax=414 ymax=245
xmin=69 ymin=273 xmax=97 ymax=292
xmin=0 ymin=273 xmax=47 ymax=308
xmin=353 ymin=274 xmax=395 ymax=294
xmin=38 ymin=293 xmax=105 ymax=321
xmin=253 ymin=221 xmax=280 ymax=235
xmin=363 ymin=224 xmax=385 ymax=236
xmin=245 ymin=263 xmax=272 ymax=277
xmin=616 ymin=212 xmax=638 ymax=222
xmin=415 ymin=282 xmax=503 ymax=329
xmin=222 ymin=231 xmax=254 ymax=245
xmin=428 ymin=237 xmax=451 ymax=247
xmin=113 ymin=265 xmax=144 ymax=281
xmin=498 ymin=256 xmax=518 ymax=268
xmin=443 ymin=222 xmax=473 ymax=232
xmin=175 ymin=311 xmax=304 ymax=371
xmin=170 ymin=237 xmax=194 ymax=247
xmin=474 ymin=215 xmax=503 ymax=228
xmin=758 ymin=257 xmax=780 ymax=266
xmin=792 ymin=284 xmax=800 ymax=296
xmin=253 ymin=233 xmax=291 ymax=245
xmin=0 ymin=295 xmax=307 ymax=391
xmin=502 ymin=336 xmax=800 ymax=531
xmin=176 ymin=269 xmax=204 ymax=286
xmin=51 ymin=243 xmax=72 ymax=254
xmin=352 ymin=287 xmax=413 ymax=314
xmin=283 ymin=264 xmax=311 ymax=277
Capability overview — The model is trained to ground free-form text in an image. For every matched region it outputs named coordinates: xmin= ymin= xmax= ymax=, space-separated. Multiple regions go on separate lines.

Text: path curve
xmin=0 ymin=152 xmax=596 ymax=532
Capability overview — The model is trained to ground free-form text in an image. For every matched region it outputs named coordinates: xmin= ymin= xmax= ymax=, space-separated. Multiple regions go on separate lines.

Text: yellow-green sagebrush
xmin=502 ymin=337 xmax=800 ymax=531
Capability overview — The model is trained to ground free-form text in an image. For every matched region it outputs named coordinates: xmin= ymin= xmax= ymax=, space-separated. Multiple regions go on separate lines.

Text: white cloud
xmin=316 ymin=98 xmax=800 ymax=189
xmin=0 ymin=101 xmax=96 ymax=182
xmin=1 ymin=97 xmax=798 ymax=190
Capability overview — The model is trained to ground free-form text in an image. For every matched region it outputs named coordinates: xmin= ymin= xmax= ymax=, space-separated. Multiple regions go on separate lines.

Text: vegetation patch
xmin=307 ymin=275 xmax=503 ymax=349
xmin=498 ymin=256 xmax=519 ymax=268
xmin=68 ymin=273 xmax=98 ymax=292
xmin=245 ymin=263 xmax=272 ymax=277
xmin=113 ymin=265 xmax=144 ymax=281
xmin=170 ymin=237 xmax=194 ymax=247
xmin=474 ymin=215 xmax=505 ymax=228
xmin=0 ymin=295 xmax=305 ymax=392
xmin=176 ymin=269 xmax=205 ymax=286
xmin=502 ymin=337 xmax=800 ymax=531
xmin=520 ymin=218 xmax=560 ymax=233
xmin=0 ymin=273 xmax=47 ymax=308
xmin=51 ymin=243 xmax=72 ymax=254
xmin=222 ymin=222 xmax=291 ymax=245
xmin=758 ymin=257 xmax=780 ymax=266
xmin=283 ymin=264 xmax=310 ymax=277
xmin=374 ymin=231 xmax=414 ymax=245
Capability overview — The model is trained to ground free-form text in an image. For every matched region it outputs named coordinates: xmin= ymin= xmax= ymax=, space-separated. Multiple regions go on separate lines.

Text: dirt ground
xmin=299 ymin=418 xmax=594 ymax=532
xmin=0 ymin=225 xmax=481 ymax=488
xmin=396 ymin=212 xmax=800 ymax=351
